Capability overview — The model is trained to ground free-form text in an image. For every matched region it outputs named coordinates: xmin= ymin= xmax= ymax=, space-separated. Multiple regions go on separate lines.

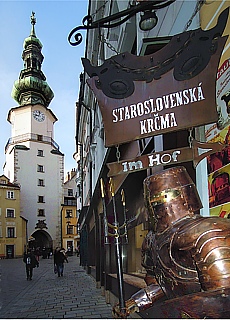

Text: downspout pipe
xmin=81 ymin=101 xmax=92 ymax=200
xmin=60 ymin=206 xmax=63 ymax=247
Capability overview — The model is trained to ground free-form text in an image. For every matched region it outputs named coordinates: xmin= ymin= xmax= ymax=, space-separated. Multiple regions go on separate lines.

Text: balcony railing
xmin=63 ymin=199 xmax=77 ymax=206
xmin=5 ymin=133 xmax=59 ymax=152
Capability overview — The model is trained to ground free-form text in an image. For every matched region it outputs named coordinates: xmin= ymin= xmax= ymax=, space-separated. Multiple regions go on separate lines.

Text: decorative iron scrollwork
xmin=82 ymin=7 xmax=229 ymax=99
xmin=68 ymin=1 xmax=176 ymax=47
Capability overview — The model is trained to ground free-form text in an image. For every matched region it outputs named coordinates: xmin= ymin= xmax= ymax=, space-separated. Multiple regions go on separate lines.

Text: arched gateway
xmin=30 ymin=230 xmax=53 ymax=250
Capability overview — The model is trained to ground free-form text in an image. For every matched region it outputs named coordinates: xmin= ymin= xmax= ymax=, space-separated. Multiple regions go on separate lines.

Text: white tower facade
xmin=4 ymin=13 xmax=64 ymax=249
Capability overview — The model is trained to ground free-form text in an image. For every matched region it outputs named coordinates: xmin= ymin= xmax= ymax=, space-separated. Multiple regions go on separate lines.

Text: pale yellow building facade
xmin=0 ymin=175 xmax=27 ymax=258
xmin=61 ymin=169 xmax=79 ymax=253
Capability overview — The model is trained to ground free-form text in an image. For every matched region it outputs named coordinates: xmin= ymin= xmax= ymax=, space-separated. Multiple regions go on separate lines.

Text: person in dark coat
xmin=23 ymin=249 xmax=39 ymax=280
xmin=54 ymin=247 xmax=68 ymax=277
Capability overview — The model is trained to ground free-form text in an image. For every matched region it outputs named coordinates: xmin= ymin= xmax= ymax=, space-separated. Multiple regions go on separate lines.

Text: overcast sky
xmin=0 ymin=0 xmax=88 ymax=177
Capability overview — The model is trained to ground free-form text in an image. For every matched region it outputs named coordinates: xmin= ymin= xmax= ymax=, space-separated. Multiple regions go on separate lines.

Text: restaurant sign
xmin=83 ymin=8 xmax=229 ymax=148
xmin=106 ymin=140 xmax=226 ymax=177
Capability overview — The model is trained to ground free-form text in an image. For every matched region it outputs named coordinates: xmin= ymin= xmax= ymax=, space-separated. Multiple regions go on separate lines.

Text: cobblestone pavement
xmin=0 ymin=254 xmax=113 ymax=319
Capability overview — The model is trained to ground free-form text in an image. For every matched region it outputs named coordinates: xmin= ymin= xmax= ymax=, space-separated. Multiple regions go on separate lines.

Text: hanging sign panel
xmin=106 ymin=140 xmax=226 ymax=177
xmin=83 ymin=8 xmax=229 ymax=148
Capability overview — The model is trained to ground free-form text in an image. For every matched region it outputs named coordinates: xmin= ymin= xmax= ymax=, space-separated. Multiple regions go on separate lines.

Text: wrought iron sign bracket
xmin=68 ymin=1 xmax=176 ymax=46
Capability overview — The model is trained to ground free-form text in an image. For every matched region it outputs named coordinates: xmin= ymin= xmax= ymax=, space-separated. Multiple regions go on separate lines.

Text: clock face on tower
xmin=33 ymin=110 xmax=45 ymax=122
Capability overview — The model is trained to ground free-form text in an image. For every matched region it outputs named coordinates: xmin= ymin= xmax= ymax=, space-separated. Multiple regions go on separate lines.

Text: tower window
xmin=68 ymin=189 xmax=73 ymax=196
xmin=37 ymin=165 xmax=44 ymax=172
xmin=6 ymin=209 xmax=15 ymax=218
xmin=38 ymin=196 xmax=44 ymax=203
xmin=32 ymin=58 xmax=37 ymax=68
xmin=37 ymin=149 xmax=44 ymax=157
xmin=26 ymin=58 xmax=30 ymax=68
xmin=38 ymin=179 xmax=45 ymax=187
xmin=37 ymin=135 xmax=43 ymax=141
xmin=38 ymin=209 xmax=45 ymax=217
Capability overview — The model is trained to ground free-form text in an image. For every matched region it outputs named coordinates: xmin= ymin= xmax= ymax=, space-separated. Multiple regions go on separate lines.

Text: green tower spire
xmin=11 ymin=12 xmax=54 ymax=107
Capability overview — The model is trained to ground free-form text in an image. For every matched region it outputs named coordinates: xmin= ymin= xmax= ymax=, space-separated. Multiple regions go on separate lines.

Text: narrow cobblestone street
xmin=0 ymin=254 xmax=113 ymax=319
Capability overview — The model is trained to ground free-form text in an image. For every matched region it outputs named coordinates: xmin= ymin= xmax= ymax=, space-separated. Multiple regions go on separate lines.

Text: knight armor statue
xmin=113 ymin=166 xmax=230 ymax=318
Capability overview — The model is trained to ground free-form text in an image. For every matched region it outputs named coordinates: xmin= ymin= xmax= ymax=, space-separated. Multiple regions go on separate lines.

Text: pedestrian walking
xmin=54 ymin=247 xmax=68 ymax=277
xmin=76 ymin=245 xmax=80 ymax=257
xmin=35 ymin=247 xmax=41 ymax=261
xmin=23 ymin=249 xmax=39 ymax=280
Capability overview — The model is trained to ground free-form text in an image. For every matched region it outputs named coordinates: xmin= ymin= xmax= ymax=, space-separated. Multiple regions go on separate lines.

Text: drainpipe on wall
xmin=81 ymin=101 xmax=93 ymax=200
xmin=60 ymin=206 xmax=63 ymax=247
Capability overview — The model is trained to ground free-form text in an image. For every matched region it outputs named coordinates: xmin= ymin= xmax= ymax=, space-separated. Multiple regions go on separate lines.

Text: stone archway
xmin=31 ymin=230 xmax=53 ymax=250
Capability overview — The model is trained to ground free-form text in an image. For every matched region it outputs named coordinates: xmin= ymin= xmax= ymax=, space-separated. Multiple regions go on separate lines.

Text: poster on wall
xmin=210 ymin=202 xmax=230 ymax=219
xmin=207 ymin=125 xmax=230 ymax=175
xmin=205 ymin=58 xmax=230 ymax=141
xmin=208 ymin=164 xmax=230 ymax=209
xmin=206 ymin=57 xmax=230 ymax=215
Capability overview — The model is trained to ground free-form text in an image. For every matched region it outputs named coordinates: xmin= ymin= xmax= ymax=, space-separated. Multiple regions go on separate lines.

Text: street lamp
xmin=68 ymin=0 xmax=176 ymax=46
xmin=139 ymin=10 xmax=158 ymax=31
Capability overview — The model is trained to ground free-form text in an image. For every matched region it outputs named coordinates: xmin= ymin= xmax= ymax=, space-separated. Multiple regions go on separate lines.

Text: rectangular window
xmin=37 ymin=149 xmax=44 ymax=157
xmin=38 ymin=209 xmax=45 ymax=216
xmin=37 ymin=135 xmax=43 ymax=141
xmin=38 ymin=179 xmax=45 ymax=187
xmin=6 ymin=191 xmax=14 ymax=199
xmin=38 ymin=196 xmax=44 ymax=203
xmin=6 ymin=209 xmax=15 ymax=218
xmin=68 ymin=189 xmax=73 ymax=196
xmin=77 ymin=185 xmax=81 ymax=197
xmin=37 ymin=165 xmax=44 ymax=172
xmin=66 ymin=210 xmax=72 ymax=218
xmin=0 ymin=226 xmax=2 ymax=237
xmin=138 ymin=137 xmax=155 ymax=155
xmin=67 ymin=225 xmax=73 ymax=235
xmin=7 ymin=227 xmax=15 ymax=238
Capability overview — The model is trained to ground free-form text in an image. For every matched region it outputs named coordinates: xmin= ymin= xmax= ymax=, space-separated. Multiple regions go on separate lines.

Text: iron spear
xmin=121 ymin=189 xmax=128 ymax=244
xmin=109 ymin=178 xmax=126 ymax=316
xmin=100 ymin=178 xmax=109 ymax=244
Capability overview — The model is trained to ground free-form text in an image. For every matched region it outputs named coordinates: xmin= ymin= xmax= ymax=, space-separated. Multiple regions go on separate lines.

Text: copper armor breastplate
xmin=154 ymin=216 xmax=201 ymax=299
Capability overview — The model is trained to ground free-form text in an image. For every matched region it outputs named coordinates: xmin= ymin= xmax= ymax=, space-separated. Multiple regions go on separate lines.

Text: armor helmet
xmin=143 ymin=166 xmax=203 ymax=232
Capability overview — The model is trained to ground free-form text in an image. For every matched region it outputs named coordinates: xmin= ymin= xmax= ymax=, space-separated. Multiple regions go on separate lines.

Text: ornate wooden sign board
xmin=83 ymin=8 xmax=229 ymax=176
xmin=106 ymin=140 xmax=226 ymax=176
